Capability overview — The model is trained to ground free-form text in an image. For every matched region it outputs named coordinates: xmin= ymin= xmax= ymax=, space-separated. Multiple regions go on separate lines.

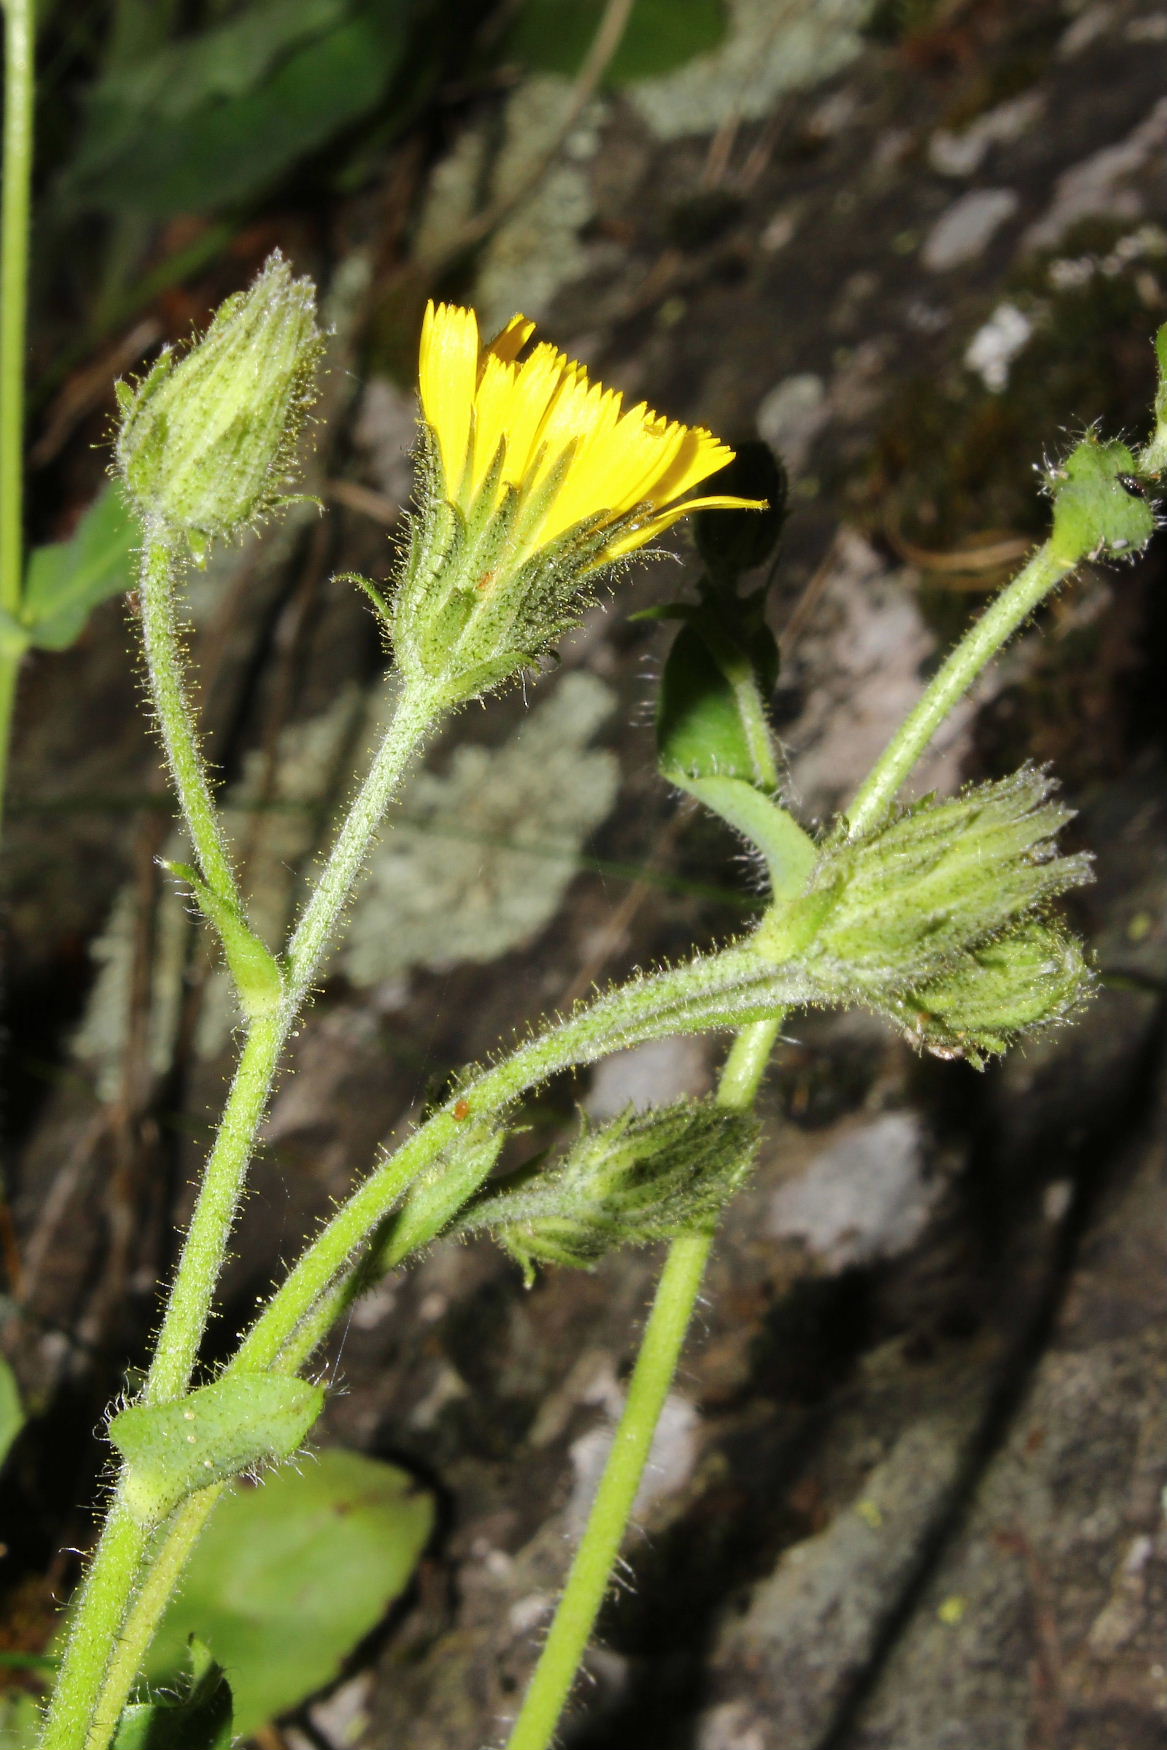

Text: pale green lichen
xmin=629 ymin=0 xmax=872 ymax=142
xmin=339 ymin=672 xmax=619 ymax=986
xmin=415 ymin=77 xmax=603 ymax=332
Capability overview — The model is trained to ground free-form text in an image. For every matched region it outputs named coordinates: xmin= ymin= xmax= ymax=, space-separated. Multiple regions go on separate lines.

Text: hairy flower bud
xmin=885 ymin=920 xmax=1094 ymax=1068
xmin=116 ymin=252 xmax=324 ymax=561
xmin=755 ymin=767 xmax=1092 ymax=1006
xmin=461 ymin=1100 xmax=759 ymax=1283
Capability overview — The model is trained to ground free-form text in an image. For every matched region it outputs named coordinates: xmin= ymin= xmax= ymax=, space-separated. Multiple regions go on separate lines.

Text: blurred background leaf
xmin=60 ymin=0 xmax=415 ymax=217
xmin=506 ymin=0 xmax=725 ymax=84
xmin=20 ymin=485 xmax=137 ymax=650
xmin=144 ymin=1450 xmax=434 ymax=1737
xmin=0 ymin=1357 xmax=25 ymax=1469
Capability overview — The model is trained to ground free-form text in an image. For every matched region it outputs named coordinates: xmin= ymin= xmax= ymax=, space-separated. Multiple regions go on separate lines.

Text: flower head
xmin=419 ymin=300 xmax=764 ymax=567
xmin=390 ymin=302 xmax=766 ymax=703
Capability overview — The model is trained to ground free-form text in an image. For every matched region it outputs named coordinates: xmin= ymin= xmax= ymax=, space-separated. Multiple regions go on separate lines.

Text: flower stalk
xmin=503 ymin=1018 xmax=781 ymax=1750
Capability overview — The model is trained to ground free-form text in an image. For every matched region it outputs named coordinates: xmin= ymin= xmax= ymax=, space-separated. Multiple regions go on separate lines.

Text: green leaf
xmin=65 ymin=0 xmax=411 ymax=217
xmin=20 ymin=485 xmax=138 ymax=651
xmin=163 ymin=861 xmax=285 ymax=1019
xmin=657 ymin=603 xmax=780 ymax=782
xmin=113 ymin=1639 xmax=232 ymax=1750
xmin=145 ymin=1449 xmax=434 ymax=1737
xmin=508 ymin=0 xmax=727 ymax=84
xmin=1048 ymin=433 xmax=1155 ymax=560
xmin=109 ymin=1375 xmax=324 ymax=1526
xmin=0 ymin=1357 xmax=24 ymax=1469
xmin=679 ymin=775 xmax=816 ymax=900
xmin=657 ymin=621 xmax=758 ymax=784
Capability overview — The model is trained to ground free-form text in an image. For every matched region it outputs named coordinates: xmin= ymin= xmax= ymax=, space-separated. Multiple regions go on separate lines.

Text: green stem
xmin=86 ymin=1488 xmax=224 ymax=1750
xmin=499 ymin=518 xmax=1093 ymax=1750
xmin=229 ymin=963 xmax=805 ymax=1378
xmin=37 ymin=1503 xmax=150 ymax=1750
xmin=0 ymin=0 xmax=35 ymax=830
xmin=0 ymin=644 xmax=21 ymax=828
xmin=38 ymin=682 xmax=440 ymax=1750
xmin=144 ymin=1009 xmax=285 ymax=1403
xmin=845 ymin=537 xmax=1077 ymax=838
xmin=137 ymin=531 xmax=243 ymax=909
xmin=504 ymin=1016 xmax=781 ymax=1750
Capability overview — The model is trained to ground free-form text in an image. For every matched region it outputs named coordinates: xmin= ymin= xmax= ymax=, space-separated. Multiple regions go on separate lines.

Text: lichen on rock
xmin=339 ymin=672 xmax=619 ymax=986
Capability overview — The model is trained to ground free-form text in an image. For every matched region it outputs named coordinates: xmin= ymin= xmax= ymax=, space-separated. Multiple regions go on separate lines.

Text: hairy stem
xmin=85 ymin=1490 xmax=222 ymax=1750
xmin=504 ymin=1017 xmax=781 ymax=1750
xmin=144 ymin=1009 xmax=286 ymax=1403
xmin=38 ymin=673 xmax=440 ymax=1750
xmin=229 ymin=960 xmax=806 ymax=1377
xmin=845 ymin=537 xmax=1077 ymax=837
xmin=137 ymin=532 xmax=244 ymax=909
xmin=37 ymin=1503 xmax=151 ymax=1750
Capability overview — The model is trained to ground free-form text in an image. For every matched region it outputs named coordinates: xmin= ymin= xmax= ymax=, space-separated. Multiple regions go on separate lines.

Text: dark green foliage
xmin=507 ymin=0 xmax=726 ymax=85
xmin=61 ymin=0 xmax=413 ymax=217
xmin=11 ymin=486 xmax=137 ymax=652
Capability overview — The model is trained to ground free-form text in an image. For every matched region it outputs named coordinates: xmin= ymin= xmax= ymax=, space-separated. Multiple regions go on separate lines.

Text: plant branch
xmin=845 ymin=537 xmax=1077 ymax=838
xmin=504 ymin=1016 xmax=782 ymax=1750
xmin=38 ymin=676 xmax=440 ymax=1750
xmin=228 ymin=959 xmax=807 ymax=1378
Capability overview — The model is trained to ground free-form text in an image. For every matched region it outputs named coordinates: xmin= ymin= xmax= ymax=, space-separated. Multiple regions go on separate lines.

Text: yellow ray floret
xmin=418 ymin=300 xmax=765 ymax=565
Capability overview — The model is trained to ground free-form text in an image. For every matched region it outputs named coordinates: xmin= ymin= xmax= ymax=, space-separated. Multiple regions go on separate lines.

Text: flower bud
xmin=116 ymin=252 xmax=324 ymax=561
xmin=693 ymin=441 xmax=788 ymax=579
xmin=463 ymin=1100 xmax=759 ymax=1283
xmin=886 ymin=921 xmax=1094 ymax=1068
xmin=756 ymin=766 xmax=1092 ymax=1004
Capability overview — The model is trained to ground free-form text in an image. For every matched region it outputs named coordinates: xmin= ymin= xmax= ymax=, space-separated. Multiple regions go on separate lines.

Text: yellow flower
xmin=419 ymin=300 xmax=765 ymax=566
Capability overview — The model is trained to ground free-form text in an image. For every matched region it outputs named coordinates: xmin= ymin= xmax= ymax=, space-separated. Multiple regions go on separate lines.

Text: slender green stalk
xmin=504 ymin=1017 xmax=781 ymax=1750
xmin=37 ymin=1503 xmax=151 ymax=1750
xmin=845 ymin=538 xmax=1076 ymax=838
xmin=137 ymin=532 xmax=244 ymax=908
xmin=144 ymin=1009 xmax=285 ymax=1402
xmin=0 ymin=0 xmax=35 ymax=827
xmin=503 ymin=517 xmax=1107 ymax=1749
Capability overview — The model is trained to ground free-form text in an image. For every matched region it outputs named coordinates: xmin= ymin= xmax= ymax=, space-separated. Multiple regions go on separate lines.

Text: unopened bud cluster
xmin=884 ymin=920 xmax=1092 ymax=1068
xmin=464 ymin=1100 xmax=759 ymax=1282
xmin=755 ymin=767 xmax=1094 ymax=1064
xmin=116 ymin=252 xmax=324 ymax=562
